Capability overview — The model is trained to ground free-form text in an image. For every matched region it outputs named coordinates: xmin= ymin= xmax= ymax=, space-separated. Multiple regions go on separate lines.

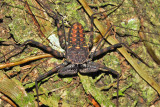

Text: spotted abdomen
xmin=68 ymin=22 xmax=86 ymax=47
xmin=67 ymin=22 xmax=89 ymax=64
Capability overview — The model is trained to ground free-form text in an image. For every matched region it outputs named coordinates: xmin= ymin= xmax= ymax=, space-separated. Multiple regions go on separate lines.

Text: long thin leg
xmin=98 ymin=63 xmax=119 ymax=107
xmin=89 ymin=14 xmax=94 ymax=50
xmin=90 ymin=43 xmax=122 ymax=58
xmin=1 ymin=40 xmax=64 ymax=60
xmin=90 ymin=42 xmax=151 ymax=67
xmin=35 ymin=0 xmax=66 ymax=49
xmin=88 ymin=0 xmax=124 ymax=49
xmin=35 ymin=61 xmax=68 ymax=107
xmin=25 ymin=40 xmax=64 ymax=57
xmin=89 ymin=25 xmax=113 ymax=59
xmin=56 ymin=18 xmax=66 ymax=49
xmin=89 ymin=7 xmax=113 ymax=50
xmin=120 ymin=43 xmax=151 ymax=67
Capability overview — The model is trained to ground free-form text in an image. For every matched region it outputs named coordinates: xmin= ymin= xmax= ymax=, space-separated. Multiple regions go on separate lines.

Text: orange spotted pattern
xmin=68 ymin=22 xmax=86 ymax=48
xmin=67 ymin=22 xmax=89 ymax=64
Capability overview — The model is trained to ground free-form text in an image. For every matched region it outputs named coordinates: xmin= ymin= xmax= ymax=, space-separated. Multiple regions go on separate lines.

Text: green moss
xmin=0 ymin=0 xmax=160 ymax=106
